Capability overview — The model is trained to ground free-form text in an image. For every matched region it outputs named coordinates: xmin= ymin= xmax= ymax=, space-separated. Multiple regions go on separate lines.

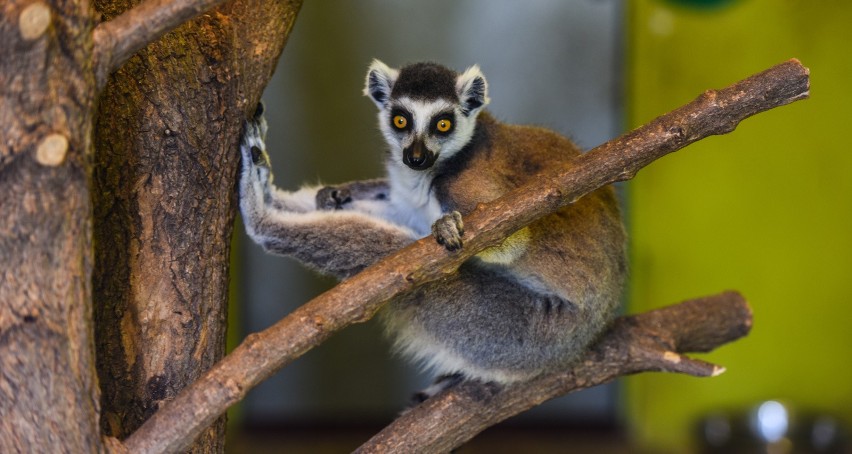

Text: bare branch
xmin=356 ymin=291 xmax=752 ymax=453
xmin=92 ymin=0 xmax=228 ymax=89
xmin=122 ymin=59 xmax=809 ymax=453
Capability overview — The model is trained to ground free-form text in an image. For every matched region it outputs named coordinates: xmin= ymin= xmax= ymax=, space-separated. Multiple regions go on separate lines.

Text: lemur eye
xmin=393 ymin=115 xmax=408 ymax=129
xmin=436 ymin=118 xmax=452 ymax=133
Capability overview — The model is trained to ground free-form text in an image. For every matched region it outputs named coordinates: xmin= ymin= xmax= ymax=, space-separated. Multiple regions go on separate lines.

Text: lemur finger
xmin=432 ymin=211 xmax=464 ymax=251
xmin=451 ymin=211 xmax=464 ymax=236
xmin=240 ymin=102 xmax=269 ymax=163
xmin=240 ymin=117 xmax=270 ymax=168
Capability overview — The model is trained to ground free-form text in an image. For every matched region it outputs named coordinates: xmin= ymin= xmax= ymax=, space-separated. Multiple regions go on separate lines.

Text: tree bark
xmin=0 ymin=0 xmax=103 ymax=452
xmin=92 ymin=0 xmax=234 ymax=89
xmin=91 ymin=0 xmax=301 ymax=452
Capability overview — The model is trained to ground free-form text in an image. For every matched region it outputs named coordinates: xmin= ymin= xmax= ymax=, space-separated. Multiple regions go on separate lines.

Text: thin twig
xmin=92 ymin=0 xmax=228 ymax=89
xmin=122 ymin=59 xmax=809 ymax=454
xmin=356 ymin=291 xmax=752 ymax=453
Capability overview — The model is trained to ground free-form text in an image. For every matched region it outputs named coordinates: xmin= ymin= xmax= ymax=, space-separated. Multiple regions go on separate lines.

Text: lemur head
xmin=364 ymin=60 xmax=490 ymax=171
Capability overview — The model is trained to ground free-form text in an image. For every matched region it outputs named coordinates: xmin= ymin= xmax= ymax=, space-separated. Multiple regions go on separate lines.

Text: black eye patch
xmin=430 ymin=112 xmax=455 ymax=136
xmin=389 ymin=108 xmax=412 ymax=132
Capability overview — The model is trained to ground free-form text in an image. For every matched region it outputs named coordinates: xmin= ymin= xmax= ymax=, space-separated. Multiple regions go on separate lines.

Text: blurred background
xmin=228 ymin=0 xmax=852 ymax=452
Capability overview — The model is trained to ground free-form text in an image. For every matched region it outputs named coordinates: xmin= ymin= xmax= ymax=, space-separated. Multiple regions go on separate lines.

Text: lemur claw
xmin=432 ymin=211 xmax=464 ymax=251
xmin=316 ymin=186 xmax=353 ymax=210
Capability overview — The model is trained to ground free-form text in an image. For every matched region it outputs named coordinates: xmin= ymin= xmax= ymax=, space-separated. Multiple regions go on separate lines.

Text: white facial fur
xmin=364 ymin=60 xmax=490 ymax=170
xmin=377 ymin=97 xmax=479 ymax=169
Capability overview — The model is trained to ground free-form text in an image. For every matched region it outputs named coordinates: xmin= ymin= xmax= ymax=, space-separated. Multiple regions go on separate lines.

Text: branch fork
xmin=92 ymin=0 xmax=230 ymax=89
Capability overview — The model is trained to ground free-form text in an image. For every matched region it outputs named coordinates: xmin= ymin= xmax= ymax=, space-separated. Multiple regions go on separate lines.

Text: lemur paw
xmin=316 ymin=186 xmax=353 ymax=210
xmin=240 ymin=102 xmax=270 ymax=169
xmin=432 ymin=211 xmax=464 ymax=251
xmin=411 ymin=373 xmax=464 ymax=404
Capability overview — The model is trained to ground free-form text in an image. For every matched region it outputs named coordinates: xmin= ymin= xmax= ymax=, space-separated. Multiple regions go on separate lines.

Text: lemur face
xmin=386 ymin=97 xmax=462 ymax=170
xmin=364 ymin=60 xmax=490 ymax=171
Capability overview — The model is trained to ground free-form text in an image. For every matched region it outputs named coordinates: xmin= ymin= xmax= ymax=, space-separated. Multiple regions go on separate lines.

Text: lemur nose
xmin=403 ymin=140 xmax=435 ymax=170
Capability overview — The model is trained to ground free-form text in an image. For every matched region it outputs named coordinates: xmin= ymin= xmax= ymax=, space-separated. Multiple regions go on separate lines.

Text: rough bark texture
xmin=356 ymin=292 xmax=752 ymax=453
xmin=92 ymin=0 xmax=233 ymax=89
xmin=91 ymin=0 xmax=301 ymax=451
xmin=0 ymin=0 xmax=102 ymax=452
xmin=123 ymin=60 xmax=809 ymax=454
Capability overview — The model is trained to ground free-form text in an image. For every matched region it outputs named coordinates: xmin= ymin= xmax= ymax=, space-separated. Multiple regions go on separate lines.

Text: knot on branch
xmin=667 ymin=125 xmax=687 ymax=143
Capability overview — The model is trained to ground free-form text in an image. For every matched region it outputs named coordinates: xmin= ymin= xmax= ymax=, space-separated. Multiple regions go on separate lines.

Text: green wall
xmin=626 ymin=0 xmax=852 ymax=451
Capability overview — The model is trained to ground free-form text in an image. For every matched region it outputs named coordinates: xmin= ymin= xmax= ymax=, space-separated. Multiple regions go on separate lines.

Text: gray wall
xmin=239 ymin=0 xmax=624 ymax=425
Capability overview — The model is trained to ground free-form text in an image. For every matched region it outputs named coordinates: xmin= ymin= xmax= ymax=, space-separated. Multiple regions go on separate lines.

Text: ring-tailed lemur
xmin=239 ymin=60 xmax=627 ymax=392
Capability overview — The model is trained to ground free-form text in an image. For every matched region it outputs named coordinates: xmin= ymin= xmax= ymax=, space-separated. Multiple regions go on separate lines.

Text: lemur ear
xmin=364 ymin=59 xmax=399 ymax=109
xmin=456 ymin=65 xmax=490 ymax=117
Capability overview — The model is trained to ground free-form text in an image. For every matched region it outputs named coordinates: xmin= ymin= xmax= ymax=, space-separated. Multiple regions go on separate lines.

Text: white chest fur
xmin=386 ymin=164 xmax=443 ymax=237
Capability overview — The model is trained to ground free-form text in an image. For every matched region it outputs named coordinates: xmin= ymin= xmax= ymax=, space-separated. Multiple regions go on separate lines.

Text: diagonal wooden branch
xmin=122 ymin=59 xmax=809 ymax=453
xmin=92 ymin=0 xmax=228 ymax=89
xmin=356 ymin=291 xmax=752 ymax=453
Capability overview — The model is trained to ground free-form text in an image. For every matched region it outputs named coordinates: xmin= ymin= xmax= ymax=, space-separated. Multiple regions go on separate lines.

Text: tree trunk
xmin=0 ymin=0 xmax=103 ymax=452
xmin=91 ymin=0 xmax=300 ymax=451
